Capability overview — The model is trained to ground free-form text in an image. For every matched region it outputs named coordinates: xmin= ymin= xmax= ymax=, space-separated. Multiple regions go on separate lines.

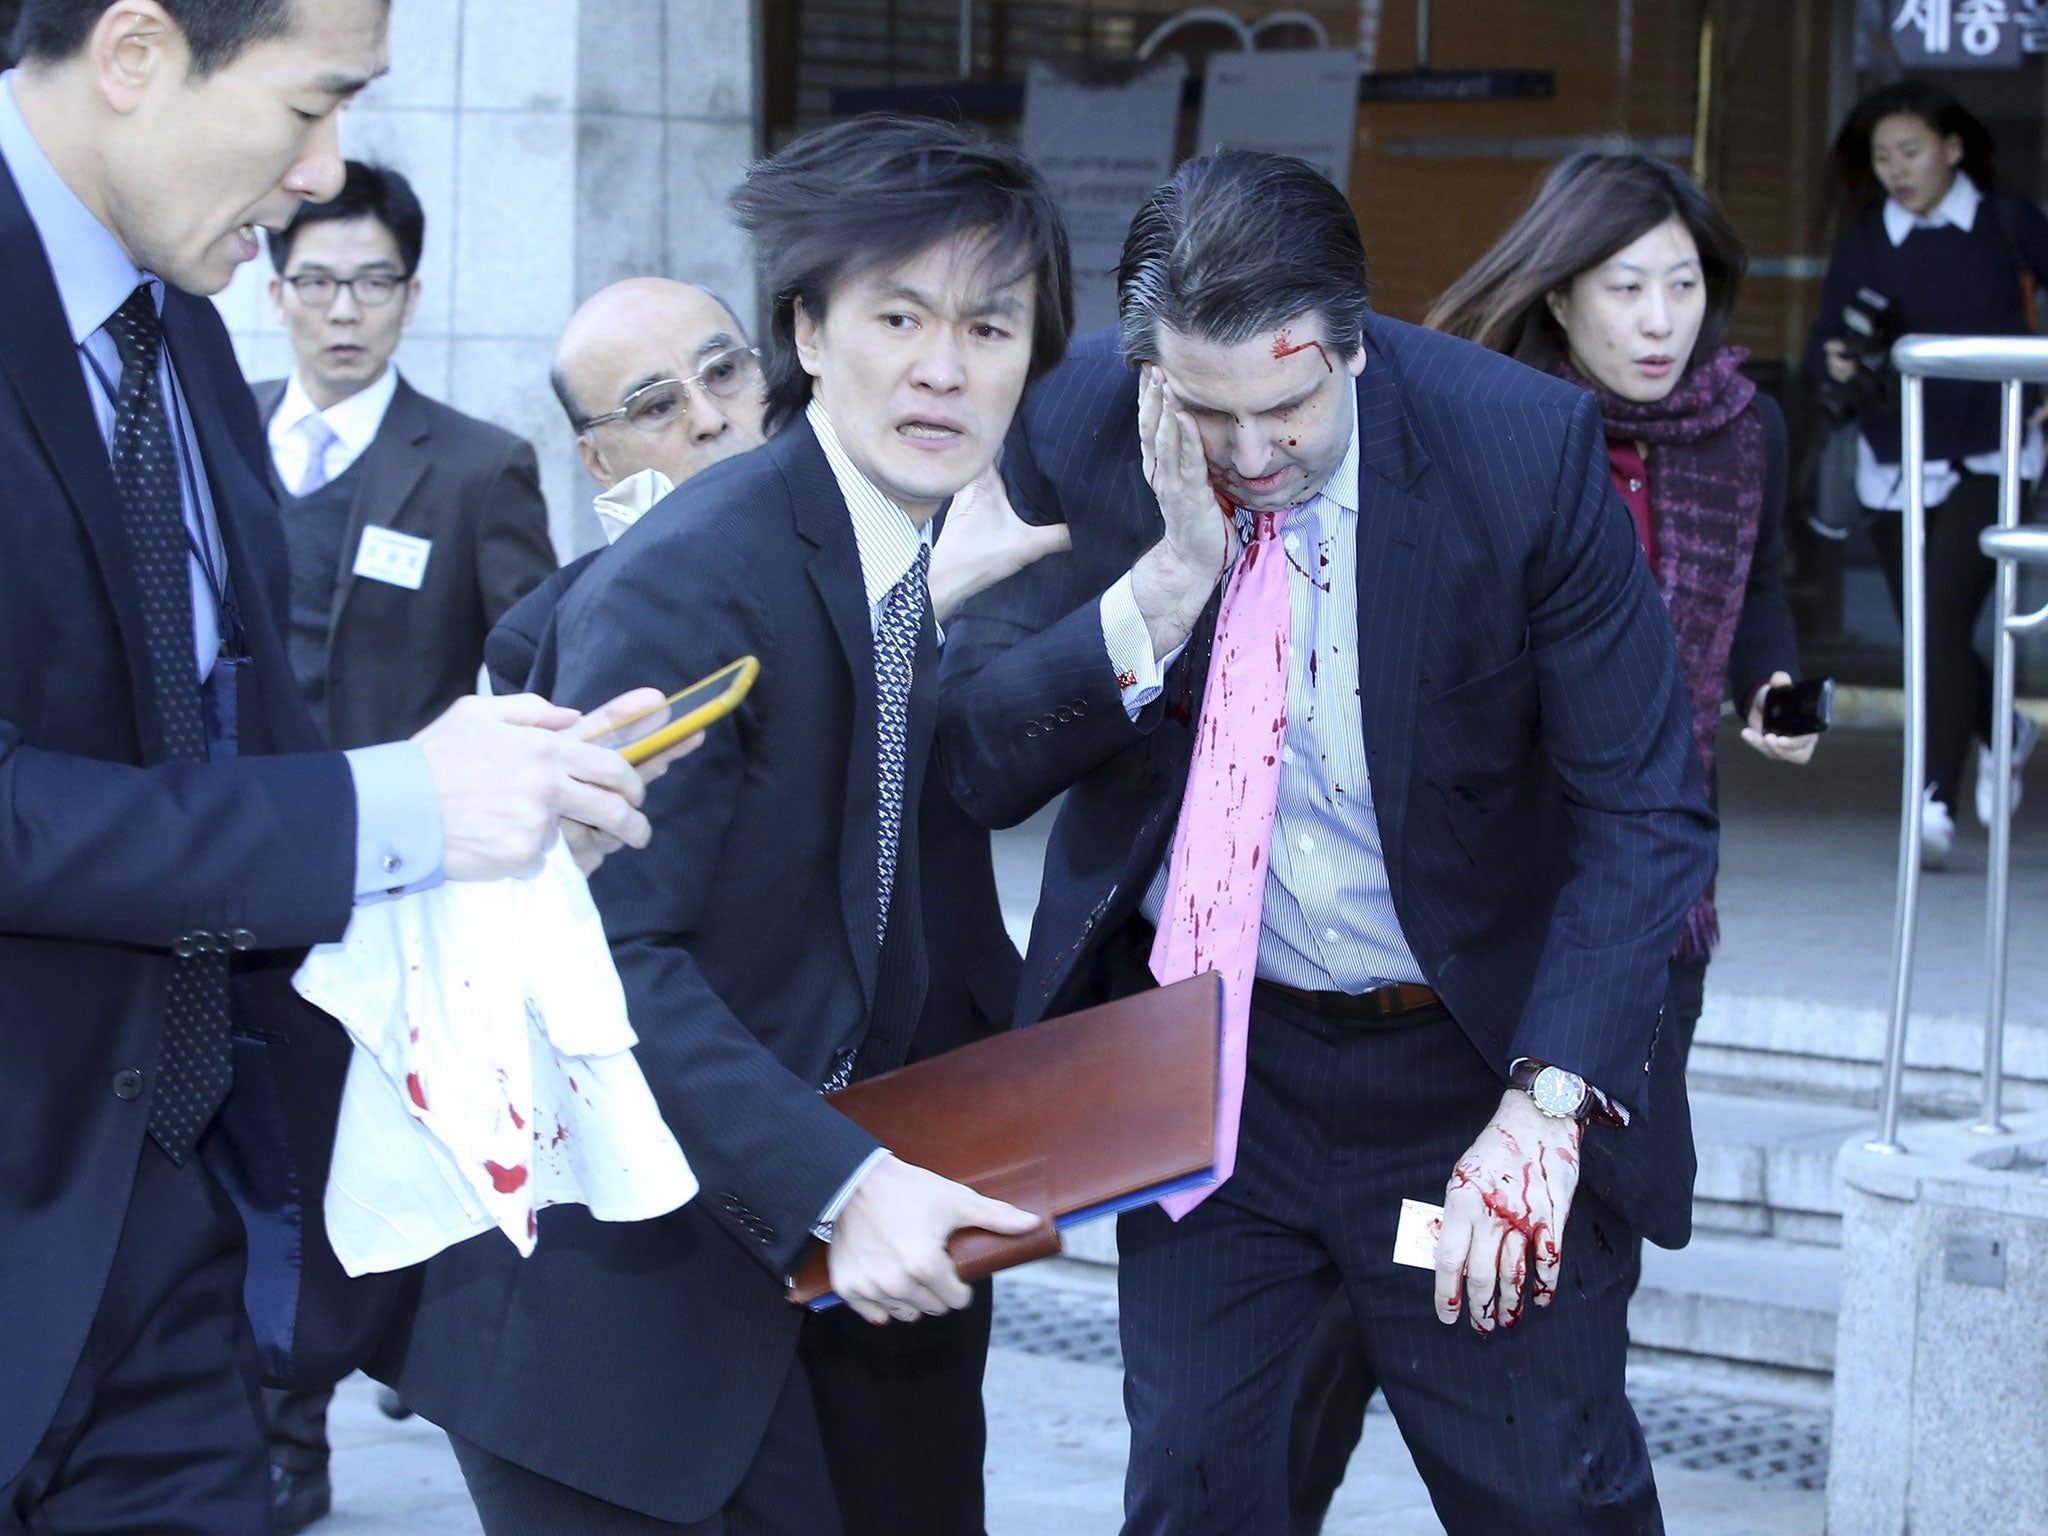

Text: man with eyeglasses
xmin=251 ymin=158 xmax=557 ymax=1536
xmin=553 ymin=275 xmax=765 ymax=501
xmin=254 ymin=159 xmax=556 ymax=762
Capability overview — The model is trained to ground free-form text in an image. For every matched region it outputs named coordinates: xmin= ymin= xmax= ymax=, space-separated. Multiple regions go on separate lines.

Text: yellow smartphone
xmin=582 ymin=656 xmax=759 ymax=766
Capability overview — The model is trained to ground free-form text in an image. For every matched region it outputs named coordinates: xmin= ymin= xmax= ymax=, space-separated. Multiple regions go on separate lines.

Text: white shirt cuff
xmin=812 ymin=1148 xmax=891 ymax=1241
xmin=1101 ymin=574 xmax=1186 ymax=719
xmin=344 ymin=741 xmax=445 ymax=903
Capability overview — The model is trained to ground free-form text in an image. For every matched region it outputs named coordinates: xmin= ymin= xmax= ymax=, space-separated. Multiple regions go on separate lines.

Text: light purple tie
xmin=295 ymin=415 xmax=339 ymax=496
xmin=1149 ymin=506 xmax=1292 ymax=1219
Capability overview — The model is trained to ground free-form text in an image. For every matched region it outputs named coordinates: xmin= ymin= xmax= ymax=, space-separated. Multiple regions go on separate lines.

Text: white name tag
xmin=352 ymin=525 xmax=432 ymax=590
xmin=1393 ymin=1198 xmax=1444 ymax=1270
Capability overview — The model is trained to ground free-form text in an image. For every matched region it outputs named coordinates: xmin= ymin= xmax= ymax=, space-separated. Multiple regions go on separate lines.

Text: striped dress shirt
xmin=1135 ymin=406 xmax=1426 ymax=992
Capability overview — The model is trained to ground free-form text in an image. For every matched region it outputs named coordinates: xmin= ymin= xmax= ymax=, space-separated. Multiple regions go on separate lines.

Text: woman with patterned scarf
xmin=1427 ymin=149 xmax=1818 ymax=1084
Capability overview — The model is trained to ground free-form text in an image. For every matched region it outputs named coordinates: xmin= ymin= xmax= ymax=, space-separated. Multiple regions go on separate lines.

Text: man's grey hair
xmin=1116 ymin=152 xmax=1372 ymax=366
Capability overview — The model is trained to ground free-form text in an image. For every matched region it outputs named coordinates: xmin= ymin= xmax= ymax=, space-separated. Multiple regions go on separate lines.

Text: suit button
xmin=1071 ymin=699 xmax=1088 ymax=717
xmin=172 ymin=935 xmax=198 ymax=959
xmin=1023 ymin=722 xmax=1040 ymax=739
xmin=1056 ymin=707 xmax=1073 ymax=723
xmin=1041 ymin=714 xmax=1058 ymax=730
xmin=228 ymin=928 xmax=256 ymax=951
xmin=112 ymin=1069 xmax=145 ymax=1101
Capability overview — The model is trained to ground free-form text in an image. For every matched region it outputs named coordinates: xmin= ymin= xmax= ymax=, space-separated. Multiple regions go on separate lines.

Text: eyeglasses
xmin=282 ymin=271 xmax=411 ymax=308
xmin=578 ymin=346 xmax=762 ymax=435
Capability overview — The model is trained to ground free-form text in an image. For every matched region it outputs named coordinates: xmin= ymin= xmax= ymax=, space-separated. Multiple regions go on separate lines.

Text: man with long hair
xmin=386 ymin=115 xmax=1074 ymax=1535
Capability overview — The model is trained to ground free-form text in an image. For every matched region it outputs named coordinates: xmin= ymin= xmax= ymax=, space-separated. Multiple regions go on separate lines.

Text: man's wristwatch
xmin=1508 ymin=1059 xmax=1594 ymax=1122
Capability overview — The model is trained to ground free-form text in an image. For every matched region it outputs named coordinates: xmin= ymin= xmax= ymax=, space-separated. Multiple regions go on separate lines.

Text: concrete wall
xmin=214 ymin=0 xmax=762 ymax=561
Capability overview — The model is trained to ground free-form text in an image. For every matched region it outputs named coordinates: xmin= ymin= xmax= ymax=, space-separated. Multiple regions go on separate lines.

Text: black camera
xmin=1818 ymin=287 xmax=1905 ymax=426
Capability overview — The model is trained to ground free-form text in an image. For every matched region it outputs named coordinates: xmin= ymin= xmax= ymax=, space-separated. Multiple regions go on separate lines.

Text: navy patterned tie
xmin=104 ymin=286 xmax=234 ymax=1163
xmin=821 ymin=543 xmax=931 ymax=1095
xmin=872 ymin=541 xmax=929 ymax=944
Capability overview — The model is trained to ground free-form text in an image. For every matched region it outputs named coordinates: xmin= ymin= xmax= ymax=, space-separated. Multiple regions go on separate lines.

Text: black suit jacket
xmin=387 ymin=420 xmax=946 ymax=1522
xmin=251 ymin=375 xmax=556 ymax=747
xmin=489 ymin=544 xmax=1020 ymax=1066
xmin=940 ymin=322 xmax=1718 ymax=1248
xmin=0 ymin=157 xmax=390 ymax=1485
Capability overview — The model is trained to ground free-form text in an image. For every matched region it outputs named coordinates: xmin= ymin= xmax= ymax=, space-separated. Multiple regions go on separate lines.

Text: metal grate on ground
xmin=991 ymin=1282 xmax=1830 ymax=1492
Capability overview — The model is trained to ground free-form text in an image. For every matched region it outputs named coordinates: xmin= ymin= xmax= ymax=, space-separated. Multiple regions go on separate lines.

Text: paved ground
xmin=322 ymin=1273 xmax=1825 ymax=1535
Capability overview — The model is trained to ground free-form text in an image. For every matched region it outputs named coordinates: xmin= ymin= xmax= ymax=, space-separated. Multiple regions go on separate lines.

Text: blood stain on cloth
xmin=484 ymin=1160 xmax=528 ymax=1194
xmin=406 ymin=1072 xmax=428 ymax=1111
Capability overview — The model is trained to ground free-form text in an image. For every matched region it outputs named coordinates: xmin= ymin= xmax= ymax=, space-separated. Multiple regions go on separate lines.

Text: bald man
xmin=553 ymin=277 xmax=765 ymax=496
xmin=475 ymin=277 xmax=1065 ymax=1536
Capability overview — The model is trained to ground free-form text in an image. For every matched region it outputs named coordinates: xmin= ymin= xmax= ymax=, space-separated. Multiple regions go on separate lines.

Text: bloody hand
xmin=1432 ymin=1090 xmax=1583 ymax=1333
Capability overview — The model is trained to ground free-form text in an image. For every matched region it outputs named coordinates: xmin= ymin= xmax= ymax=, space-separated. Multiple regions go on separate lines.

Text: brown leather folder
xmin=787 ymin=972 xmax=1221 ymax=1307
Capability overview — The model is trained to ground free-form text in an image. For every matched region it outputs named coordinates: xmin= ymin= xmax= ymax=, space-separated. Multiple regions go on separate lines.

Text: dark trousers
xmin=450 ymin=1354 xmax=840 ymax=1536
xmin=263 ymin=1384 xmax=332 ymax=1475
xmin=1 ymin=1138 xmax=271 ymax=1536
xmin=1120 ymin=987 xmax=1661 ymax=1536
xmin=1872 ymin=472 xmax=2000 ymax=811
xmin=1285 ymin=956 xmax=1710 ymax=1535
xmin=800 ymin=1280 xmax=992 ymax=1536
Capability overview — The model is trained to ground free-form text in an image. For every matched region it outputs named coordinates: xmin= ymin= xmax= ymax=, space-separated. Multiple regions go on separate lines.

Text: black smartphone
xmin=1761 ymin=677 xmax=1833 ymax=736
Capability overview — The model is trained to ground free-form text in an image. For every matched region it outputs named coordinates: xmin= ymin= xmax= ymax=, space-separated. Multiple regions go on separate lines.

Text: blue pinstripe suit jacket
xmin=939 ymin=319 xmax=1717 ymax=1245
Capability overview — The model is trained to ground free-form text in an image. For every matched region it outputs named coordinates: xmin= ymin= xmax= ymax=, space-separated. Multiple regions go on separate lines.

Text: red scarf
xmin=1556 ymin=346 xmax=1767 ymax=960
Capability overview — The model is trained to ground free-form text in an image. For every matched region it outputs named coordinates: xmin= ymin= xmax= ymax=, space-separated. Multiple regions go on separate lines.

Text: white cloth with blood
xmin=297 ymin=840 xmax=697 ymax=1276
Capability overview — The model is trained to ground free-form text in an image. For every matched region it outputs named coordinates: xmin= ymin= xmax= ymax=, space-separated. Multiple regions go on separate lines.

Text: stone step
xmin=1631 ymin=1231 xmax=1840 ymax=1378
xmin=1689 ymin=1089 xmax=1870 ymax=1246
xmin=1691 ymin=988 xmax=2048 ymax=1116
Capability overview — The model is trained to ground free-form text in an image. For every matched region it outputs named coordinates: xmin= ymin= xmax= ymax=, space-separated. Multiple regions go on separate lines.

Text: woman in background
xmin=1808 ymin=80 xmax=2048 ymax=866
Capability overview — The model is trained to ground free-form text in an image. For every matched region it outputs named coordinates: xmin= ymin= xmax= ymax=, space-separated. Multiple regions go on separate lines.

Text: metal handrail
xmin=1873 ymin=335 xmax=2048 ymax=1150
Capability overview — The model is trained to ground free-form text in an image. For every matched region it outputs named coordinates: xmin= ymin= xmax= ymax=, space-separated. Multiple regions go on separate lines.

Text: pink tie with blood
xmin=1150 ymin=506 xmax=1292 ymax=1221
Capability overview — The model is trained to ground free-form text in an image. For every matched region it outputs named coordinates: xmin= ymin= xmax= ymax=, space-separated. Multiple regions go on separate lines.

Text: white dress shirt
xmin=802 ymin=398 xmax=940 ymax=1233
xmin=267 ymin=364 xmax=399 ymax=492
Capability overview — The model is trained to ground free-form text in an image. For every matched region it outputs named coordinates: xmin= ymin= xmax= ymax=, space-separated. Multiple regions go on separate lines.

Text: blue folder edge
xmin=802 ymin=1166 xmax=1218 ymax=1312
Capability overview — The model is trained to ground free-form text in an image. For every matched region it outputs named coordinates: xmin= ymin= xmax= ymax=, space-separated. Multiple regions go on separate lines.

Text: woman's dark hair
xmin=729 ymin=114 xmax=1073 ymax=437
xmin=1116 ymin=151 xmax=1371 ymax=365
xmin=267 ymin=160 xmax=425 ymax=275
xmin=1425 ymin=152 xmax=1747 ymax=373
xmin=11 ymin=0 xmax=300 ymax=76
xmin=1825 ymin=80 xmax=1998 ymax=232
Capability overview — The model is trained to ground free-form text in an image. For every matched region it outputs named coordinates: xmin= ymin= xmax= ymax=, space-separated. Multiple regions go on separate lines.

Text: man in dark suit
xmin=248 ymin=159 xmax=557 ymax=1533
xmin=486 ymin=272 xmax=1066 ymax=1536
xmin=386 ymin=115 xmax=1073 ymax=1535
xmin=253 ymin=159 xmax=556 ymax=751
xmin=939 ymin=152 xmax=1717 ymax=1534
xmin=0 ymin=4 xmax=671 ymax=1533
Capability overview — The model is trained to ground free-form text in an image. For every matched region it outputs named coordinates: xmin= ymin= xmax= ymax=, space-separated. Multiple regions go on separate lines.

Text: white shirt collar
xmin=0 ymin=70 xmax=157 ymax=345
xmin=805 ymin=398 xmax=931 ymax=629
xmin=268 ymin=365 xmax=400 ymax=459
xmin=1884 ymin=170 xmax=1981 ymax=248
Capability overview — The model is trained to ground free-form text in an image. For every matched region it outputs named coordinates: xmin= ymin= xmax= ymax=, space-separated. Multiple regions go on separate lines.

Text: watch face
xmin=1532 ymin=1067 xmax=1585 ymax=1119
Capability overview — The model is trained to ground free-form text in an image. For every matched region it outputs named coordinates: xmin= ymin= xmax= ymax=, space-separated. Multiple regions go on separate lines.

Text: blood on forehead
xmin=1271 ymin=326 xmax=1334 ymax=373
